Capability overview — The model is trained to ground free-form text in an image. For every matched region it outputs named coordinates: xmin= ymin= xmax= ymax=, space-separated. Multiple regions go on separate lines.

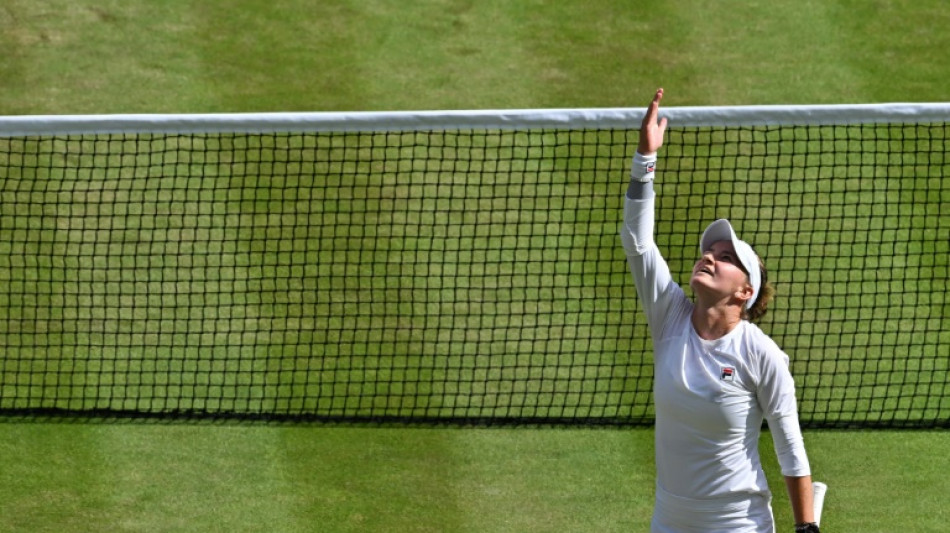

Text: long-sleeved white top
xmin=620 ymin=192 xmax=811 ymax=507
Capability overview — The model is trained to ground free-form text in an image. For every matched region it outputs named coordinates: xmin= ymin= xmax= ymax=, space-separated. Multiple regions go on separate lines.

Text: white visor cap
xmin=700 ymin=219 xmax=761 ymax=310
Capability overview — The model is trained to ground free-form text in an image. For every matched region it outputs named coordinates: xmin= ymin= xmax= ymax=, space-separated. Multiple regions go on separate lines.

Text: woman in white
xmin=621 ymin=89 xmax=820 ymax=533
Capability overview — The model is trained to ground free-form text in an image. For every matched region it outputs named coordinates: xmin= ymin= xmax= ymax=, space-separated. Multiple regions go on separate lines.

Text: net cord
xmin=2 ymin=103 xmax=950 ymax=137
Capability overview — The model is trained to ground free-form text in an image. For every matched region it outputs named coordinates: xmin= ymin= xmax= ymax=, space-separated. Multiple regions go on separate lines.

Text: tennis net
xmin=1 ymin=105 xmax=948 ymax=427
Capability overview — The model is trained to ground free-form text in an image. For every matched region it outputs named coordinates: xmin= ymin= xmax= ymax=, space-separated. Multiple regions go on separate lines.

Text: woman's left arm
xmin=784 ymin=474 xmax=816 ymax=526
xmin=756 ymin=337 xmax=818 ymax=530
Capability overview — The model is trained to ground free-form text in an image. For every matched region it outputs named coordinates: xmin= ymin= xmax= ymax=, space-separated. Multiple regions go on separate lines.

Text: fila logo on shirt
xmin=720 ymin=367 xmax=736 ymax=382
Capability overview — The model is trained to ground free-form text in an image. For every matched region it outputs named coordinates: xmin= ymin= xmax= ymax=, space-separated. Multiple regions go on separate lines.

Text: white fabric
xmin=631 ymin=151 xmax=658 ymax=182
xmin=4 ymin=103 xmax=949 ymax=137
xmin=620 ymin=195 xmax=656 ymax=255
xmin=651 ymin=484 xmax=775 ymax=533
xmin=620 ymin=196 xmax=811 ymax=532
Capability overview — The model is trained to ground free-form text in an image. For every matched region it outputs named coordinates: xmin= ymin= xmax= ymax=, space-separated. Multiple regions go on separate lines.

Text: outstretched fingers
xmin=642 ymin=88 xmax=664 ymax=126
xmin=638 ymin=88 xmax=668 ymax=155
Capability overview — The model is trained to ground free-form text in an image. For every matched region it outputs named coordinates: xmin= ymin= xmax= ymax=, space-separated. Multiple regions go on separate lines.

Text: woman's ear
xmin=735 ymin=283 xmax=754 ymax=307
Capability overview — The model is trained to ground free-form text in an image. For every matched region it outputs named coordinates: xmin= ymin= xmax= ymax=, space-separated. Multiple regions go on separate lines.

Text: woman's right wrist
xmin=630 ymin=152 xmax=657 ymax=182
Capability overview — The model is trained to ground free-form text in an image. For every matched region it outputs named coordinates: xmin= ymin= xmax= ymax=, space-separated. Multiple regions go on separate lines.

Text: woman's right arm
xmin=622 ymin=88 xmax=667 ymax=254
xmin=621 ymin=89 xmax=684 ymax=337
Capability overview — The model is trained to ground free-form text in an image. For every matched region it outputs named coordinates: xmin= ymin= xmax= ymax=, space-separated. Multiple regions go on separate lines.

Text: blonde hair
xmin=744 ymin=257 xmax=773 ymax=322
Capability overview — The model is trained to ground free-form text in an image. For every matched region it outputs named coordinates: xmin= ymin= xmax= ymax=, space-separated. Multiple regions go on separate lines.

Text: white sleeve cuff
xmin=769 ymin=414 xmax=812 ymax=477
xmin=630 ymin=152 xmax=657 ymax=182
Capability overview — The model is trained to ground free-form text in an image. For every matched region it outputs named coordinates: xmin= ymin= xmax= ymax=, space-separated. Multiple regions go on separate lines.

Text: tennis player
xmin=621 ymin=88 xmax=820 ymax=533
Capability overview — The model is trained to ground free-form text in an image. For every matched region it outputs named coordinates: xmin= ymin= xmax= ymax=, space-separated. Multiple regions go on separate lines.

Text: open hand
xmin=638 ymin=88 xmax=668 ymax=156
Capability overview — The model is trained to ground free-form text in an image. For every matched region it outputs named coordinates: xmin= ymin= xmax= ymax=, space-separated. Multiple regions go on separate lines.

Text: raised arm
xmin=621 ymin=89 xmax=686 ymax=336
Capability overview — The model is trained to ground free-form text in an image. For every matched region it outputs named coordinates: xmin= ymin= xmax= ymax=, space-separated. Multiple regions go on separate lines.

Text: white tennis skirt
xmin=651 ymin=485 xmax=775 ymax=533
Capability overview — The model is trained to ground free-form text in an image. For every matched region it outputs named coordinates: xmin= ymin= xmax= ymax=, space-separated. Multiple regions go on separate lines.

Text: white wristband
xmin=630 ymin=152 xmax=657 ymax=182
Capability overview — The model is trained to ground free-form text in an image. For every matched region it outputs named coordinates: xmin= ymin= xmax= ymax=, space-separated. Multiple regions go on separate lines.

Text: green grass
xmin=2 ymin=0 xmax=950 ymax=113
xmin=1 ymin=0 xmax=950 ymax=531
xmin=0 ymin=423 xmax=655 ymax=532
xmin=2 ymin=425 xmax=949 ymax=532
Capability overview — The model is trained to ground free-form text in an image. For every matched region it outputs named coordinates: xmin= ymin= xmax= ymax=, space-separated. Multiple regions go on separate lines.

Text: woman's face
xmin=689 ymin=240 xmax=753 ymax=305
